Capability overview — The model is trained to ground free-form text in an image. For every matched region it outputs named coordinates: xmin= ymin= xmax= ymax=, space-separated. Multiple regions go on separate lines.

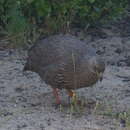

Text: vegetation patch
xmin=0 ymin=0 xmax=128 ymax=47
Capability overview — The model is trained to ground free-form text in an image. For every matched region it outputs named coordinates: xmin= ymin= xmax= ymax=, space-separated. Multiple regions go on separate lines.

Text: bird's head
xmin=89 ymin=57 xmax=105 ymax=81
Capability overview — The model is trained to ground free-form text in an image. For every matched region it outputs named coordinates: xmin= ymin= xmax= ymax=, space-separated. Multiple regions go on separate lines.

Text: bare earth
xmin=0 ymin=25 xmax=130 ymax=130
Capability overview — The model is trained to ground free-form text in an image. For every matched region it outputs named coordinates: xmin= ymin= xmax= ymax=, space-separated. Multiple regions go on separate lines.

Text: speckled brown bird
xmin=23 ymin=34 xmax=105 ymax=104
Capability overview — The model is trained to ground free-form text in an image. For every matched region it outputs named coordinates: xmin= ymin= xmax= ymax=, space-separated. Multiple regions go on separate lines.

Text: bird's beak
xmin=99 ymin=72 xmax=103 ymax=82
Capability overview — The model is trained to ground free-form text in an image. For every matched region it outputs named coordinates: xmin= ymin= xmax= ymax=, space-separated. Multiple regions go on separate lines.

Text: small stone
xmin=115 ymin=48 xmax=122 ymax=54
xmin=15 ymin=87 xmax=24 ymax=93
xmin=17 ymin=123 xmax=27 ymax=129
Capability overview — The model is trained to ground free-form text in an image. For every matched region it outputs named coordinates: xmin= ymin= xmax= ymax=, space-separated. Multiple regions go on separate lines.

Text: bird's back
xmin=24 ymin=34 xmax=89 ymax=71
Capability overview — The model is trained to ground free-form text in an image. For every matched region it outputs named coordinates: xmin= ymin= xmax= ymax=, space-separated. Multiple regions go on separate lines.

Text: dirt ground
xmin=0 ymin=17 xmax=130 ymax=130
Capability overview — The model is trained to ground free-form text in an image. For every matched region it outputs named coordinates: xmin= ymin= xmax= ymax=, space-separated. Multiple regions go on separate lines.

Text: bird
xmin=23 ymin=34 xmax=105 ymax=105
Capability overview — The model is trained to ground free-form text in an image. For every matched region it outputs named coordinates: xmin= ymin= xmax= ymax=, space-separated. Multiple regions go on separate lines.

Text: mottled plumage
xmin=24 ymin=34 xmax=105 ymax=104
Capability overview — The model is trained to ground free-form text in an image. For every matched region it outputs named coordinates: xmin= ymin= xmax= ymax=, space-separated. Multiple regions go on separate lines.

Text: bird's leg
xmin=53 ymin=88 xmax=61 ymax=105
xmin=67 ymin=90 xmax=76 ymax=98
xmin=67 ymin=90 xmax=77 ymax=104
xmin=67 ymin=89 xmax=80 ymax=113
xmin=67 ymin=90 xmax=83 ymax=106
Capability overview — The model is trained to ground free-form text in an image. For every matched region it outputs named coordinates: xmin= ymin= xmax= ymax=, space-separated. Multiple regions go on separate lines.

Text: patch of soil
xmin=0 ymin=35 xmax=130 ymax=130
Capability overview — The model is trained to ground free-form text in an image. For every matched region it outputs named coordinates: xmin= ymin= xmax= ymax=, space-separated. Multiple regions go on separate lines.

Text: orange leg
xmin=67 ymin=90 xmax=83 ymax=105
xmin=67 ymin=89 xmax=75 ymax=98
xmin=53 ymin=88 xmax=61 ymax=105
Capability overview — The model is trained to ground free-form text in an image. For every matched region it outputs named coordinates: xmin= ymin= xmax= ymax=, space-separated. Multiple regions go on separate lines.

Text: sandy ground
xmin=0 ymin=21 xmax=130 ymax=130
